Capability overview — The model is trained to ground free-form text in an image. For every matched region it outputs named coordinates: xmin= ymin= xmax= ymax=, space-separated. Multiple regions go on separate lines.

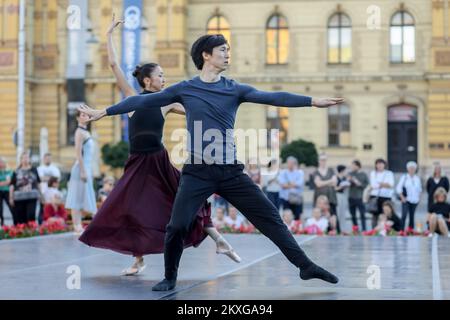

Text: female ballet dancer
xmin=65 ymin=111 xmax=97 ymax=234
xmin=79 ymin=16 xmax=240 ymax=276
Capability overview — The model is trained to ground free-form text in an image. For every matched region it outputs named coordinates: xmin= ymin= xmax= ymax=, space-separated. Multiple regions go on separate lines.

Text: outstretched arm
xmin=238 ymin=84 xmax=344 ymax=108
xmin=107 ymin=14 xmax=136 ymax=98
xmin=78 ymin=84 xmax=181 ymax=121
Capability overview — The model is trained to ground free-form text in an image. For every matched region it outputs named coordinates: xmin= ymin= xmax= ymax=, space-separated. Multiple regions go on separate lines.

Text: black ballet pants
xmin=163 ymin=163 xmax=313 ymax=279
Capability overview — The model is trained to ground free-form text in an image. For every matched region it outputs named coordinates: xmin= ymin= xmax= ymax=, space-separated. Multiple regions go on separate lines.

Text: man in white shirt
xmin=396 ymin=161 xmax=422 ymax=231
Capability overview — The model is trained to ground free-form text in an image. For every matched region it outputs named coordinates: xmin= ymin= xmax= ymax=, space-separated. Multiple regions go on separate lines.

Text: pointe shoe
xmin=73 ymin=225 xmax=84 ymax=235
xmin=122 ymin=260 xmax=146 ymax=276
xmin=216 ymin=247 xmax=241 ymax=263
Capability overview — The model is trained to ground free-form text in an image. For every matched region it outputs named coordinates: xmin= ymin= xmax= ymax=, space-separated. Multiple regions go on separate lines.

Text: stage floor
xmin=0 ymin=233 xmax=448 ymax=300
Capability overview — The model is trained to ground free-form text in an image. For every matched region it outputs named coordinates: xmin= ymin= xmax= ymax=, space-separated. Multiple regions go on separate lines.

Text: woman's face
xmin=376 ymin=161 xmax=385 ymax=171
xmin=437 ymin=194 xmax=446 ymax=203
xmin=382 ymin=205 xmax=392 ymax=216
xmin=407 ymin=166 xmax=416 ymax=175
xmin=21 ymin=153 xmax=30 ymax=165
xmin=316 ymin=198 xmax=329 ymax=211
xmin=145 ymin=66 xmax=165 ymax=92
xmin=77 ymin=112 xmax=90 ymax=125
xmin=434 ymin=166 xmax=442 ymax=177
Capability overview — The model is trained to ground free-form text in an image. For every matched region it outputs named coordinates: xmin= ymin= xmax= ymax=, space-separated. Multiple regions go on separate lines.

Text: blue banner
xmin=121 ymin=0 xmax=142 ymax=141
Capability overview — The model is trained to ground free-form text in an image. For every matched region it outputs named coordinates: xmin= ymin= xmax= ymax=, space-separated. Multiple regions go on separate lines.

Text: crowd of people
xmin=0 ymin=152 xmax=115 ymax=230
xmin=211 ymin=154 xmax=450 ymax=238
xmin=1 ymin=150 xmax=450 ymax=238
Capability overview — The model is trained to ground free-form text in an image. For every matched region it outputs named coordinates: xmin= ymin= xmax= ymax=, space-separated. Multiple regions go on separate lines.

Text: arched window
xmin=328 ymin=104 xmax=350 ymax=146
xmin=266 ymin=14 xmax=289 ymax=64
xmin=390 ymin=11 xmax=415 ymax=63
xmin=327 ymin=13 xmax=352 ymax=64
xmin=207 ymin=15 xmax=231 ymax=44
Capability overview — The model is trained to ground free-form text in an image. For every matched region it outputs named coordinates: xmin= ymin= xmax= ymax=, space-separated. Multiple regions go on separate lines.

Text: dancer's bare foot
xmin=216 ymin=236 xmax=241 ymax=263
xmin=122 ymin=257 xmax=146 ymax=276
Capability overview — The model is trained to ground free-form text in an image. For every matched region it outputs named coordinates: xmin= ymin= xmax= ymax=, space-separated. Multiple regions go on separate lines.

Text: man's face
xmin=44 ymin=155 xmax=52 ymax=165
xmin=287 ymin=160 xmax=296 ymax=170
xmin=204 ymin=43 xmax=230 ymax=71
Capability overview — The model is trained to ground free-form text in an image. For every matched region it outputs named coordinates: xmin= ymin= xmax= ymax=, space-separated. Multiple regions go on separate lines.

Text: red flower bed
xmin=0 ymin=220 xmax=71 ymax=240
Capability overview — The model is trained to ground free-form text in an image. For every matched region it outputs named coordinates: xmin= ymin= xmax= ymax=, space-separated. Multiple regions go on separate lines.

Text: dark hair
xmin=337 ymin=165 xmax=346 ymax=173
xmin=190 ymin=34 xmax=228 ymax=70
xmin=48 ymin=176 xmax=59 ymax=188
xmin=352 ymin=160 xmax=362 ymax=168
xmin=382 ymin=200 xmax=396 ymax=215
xmin=375 ymin=158 xmax=387 ymax=168
xmin=132 ymin=63 xmax=159 ymax=89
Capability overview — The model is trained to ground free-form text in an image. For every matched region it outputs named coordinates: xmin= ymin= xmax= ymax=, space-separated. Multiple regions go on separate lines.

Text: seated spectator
xmin=44 ymin=192 xmax=67 ymax=223
xmin=305 ymin=208 xmax=329 ymax=234
xmin=427 ymin=187 xmax=450 ymax=237
xmin=315 ymin=195 xmax=338 ymax=232
xmin=224 ymin=206 xmax=246 ymax=229
xmin=212 ymin=206 xmax=226 ymax=230
xmin=43 ymin=177 xmax=63 ymax=204
xmin=375 ymin=201 xmax=402 ymax=235
xmin=98 ymin=176 xmax=115 ymax=204
xmin=282 ymin=209 xmax=302 ymax=233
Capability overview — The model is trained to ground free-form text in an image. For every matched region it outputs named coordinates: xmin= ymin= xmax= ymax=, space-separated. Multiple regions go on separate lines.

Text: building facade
xmin=0 ymin=0 xmax=449 ymax=174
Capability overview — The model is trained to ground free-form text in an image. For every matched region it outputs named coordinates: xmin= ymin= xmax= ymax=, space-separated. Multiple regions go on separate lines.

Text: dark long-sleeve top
xmin=107 ymin=76 xmax=312 ymax=164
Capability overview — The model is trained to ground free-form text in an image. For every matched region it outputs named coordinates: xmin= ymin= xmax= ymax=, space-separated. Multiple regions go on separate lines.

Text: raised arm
xmin=107 ymin=14 xmax=136 ymax=98
xmin=238 ymin=83 xmax=344 ymax=108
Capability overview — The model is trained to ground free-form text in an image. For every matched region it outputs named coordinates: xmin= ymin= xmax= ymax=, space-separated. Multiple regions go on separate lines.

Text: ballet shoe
xmin=216 ymin=247 xmax=242 ymax=263
xmin=122 ymin=259 xmax=146 ymax=276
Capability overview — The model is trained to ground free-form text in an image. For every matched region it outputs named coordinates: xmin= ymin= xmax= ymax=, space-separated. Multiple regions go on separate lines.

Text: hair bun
xmin=132 ymin=65 xmax=142 ymax=78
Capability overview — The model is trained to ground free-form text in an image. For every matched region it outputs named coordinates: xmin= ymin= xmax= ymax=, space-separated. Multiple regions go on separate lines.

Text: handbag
xmin=13 ymin=190 xmax=40 ymax=201
xmin=288 ymin=192 xmax=303 ymax=205
xmin=396 ymin=175 xmax=408 ymax=201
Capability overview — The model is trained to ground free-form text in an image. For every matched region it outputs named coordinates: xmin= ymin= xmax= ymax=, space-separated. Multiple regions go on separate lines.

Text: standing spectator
xmin=335 ymin=165 xmax=351 ymax=232
xmin=224 ymin=206 xmax=246 ymax=229
xmin=348 ymin=160 xmax=369 ymax=231
xmin=312 ymin=153 xmax=338 ymax=230
xmin=427 ymin=187 xmax=450 ymax=237
xmin=426 ymin=162 xmax=449 ymax=212
xmin=278 ymin=156 xmax=304 ymax=220
xmin=0 ymin=157 xmax=13 ymax=226
xmin=37 ymin=153 xmax=61 ymax=225
xmin=246 ymin=160 xmax=261 ymax=187
xmin=396 ymin=161 xmax=422 ymax=231
xmin=9 ymin=152 xmax=42 ymax=224
xmin=212 ymin=207 xmax=226 ymax=230
xmin=261 ymin=159 xmax=281 ymax=210
xmin=368 ymin=158 xmax=394 ymax=229
xmin=98 ymin=176 xmax=115 ymax=204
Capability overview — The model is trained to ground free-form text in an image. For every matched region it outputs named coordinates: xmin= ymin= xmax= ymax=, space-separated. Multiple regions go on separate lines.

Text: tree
xmin=101 ymin=141 xmax=129 ymax=169
xmin=280 ymin=139 xmax=318 ymax=166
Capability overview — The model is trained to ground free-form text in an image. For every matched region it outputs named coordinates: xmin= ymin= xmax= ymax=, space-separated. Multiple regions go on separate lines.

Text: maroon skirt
xmin=79 ymin=148 xmax=212 ymax=256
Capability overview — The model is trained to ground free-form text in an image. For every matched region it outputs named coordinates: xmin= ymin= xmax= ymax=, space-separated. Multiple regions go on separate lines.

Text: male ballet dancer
xmin=79 ymin=34 xmax=343 ymax=291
